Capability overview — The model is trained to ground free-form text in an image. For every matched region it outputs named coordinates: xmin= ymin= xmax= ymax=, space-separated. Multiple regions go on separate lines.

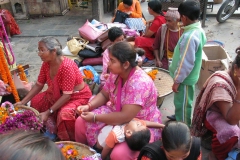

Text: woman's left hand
xmin=81 ymin=112 xmax=94 ymax=122
xmin=39 ymin=111 xmax=50 ymax=123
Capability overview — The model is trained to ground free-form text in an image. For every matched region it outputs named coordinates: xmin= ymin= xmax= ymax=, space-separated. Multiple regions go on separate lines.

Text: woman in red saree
xmin=134 ymin=0 xmax=165 ymax=61
xmin=191 ymin=46 xmax=240 ymax=160
xmin=0 ymin=9 xmax=21 ymax=38
xmin=15 ymin=37 xmax=92 ymax=141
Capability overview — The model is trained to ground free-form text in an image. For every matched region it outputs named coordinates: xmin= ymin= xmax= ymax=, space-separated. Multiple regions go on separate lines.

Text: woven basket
xmin=15 ymin=105 xmax=39 ymax=116
xmin=56 ymin=141 xmax=95 ymax=159
xmin=143 ymin=67 xmax=174 ymax=97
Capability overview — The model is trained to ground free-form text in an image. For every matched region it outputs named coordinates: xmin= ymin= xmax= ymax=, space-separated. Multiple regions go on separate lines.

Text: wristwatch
xmin=49 ymin=108 xmax=54 ymax=114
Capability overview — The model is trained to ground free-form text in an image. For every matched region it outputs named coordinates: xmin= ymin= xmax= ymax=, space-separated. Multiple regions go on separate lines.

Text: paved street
xmin=6 ymin=1 xmax=240 ymax=159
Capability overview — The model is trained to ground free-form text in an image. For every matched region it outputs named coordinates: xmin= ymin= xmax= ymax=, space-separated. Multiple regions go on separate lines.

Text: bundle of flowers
xmin=57 ymin=142 xmax=101 ymax=160
xmin=83 ymin=69 xmax=94 ymax=85
xmin=58 ymin=144 xmax=79 ymax=160
xmin=146 ymin=69 xmax=158 ymax=80
xmin=0 ymin=102 xmax=42 ymax=133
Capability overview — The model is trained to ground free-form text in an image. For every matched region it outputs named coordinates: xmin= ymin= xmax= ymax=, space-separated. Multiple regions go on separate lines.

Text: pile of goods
xmin=0 ymin=102 xmax=42 ymax=133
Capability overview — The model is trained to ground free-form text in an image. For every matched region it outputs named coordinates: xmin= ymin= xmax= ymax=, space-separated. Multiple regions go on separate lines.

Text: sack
xmin=67 ymin=38 xmax=88 ymax=55
xmin=82 ymin=57 xmax=103 ymax=66
xmin=125 ymin=18 xmax=146 ymax=32
xmin=113 ymin=10 xmax=129 ymax=23
xmin=79 ymin=20 xmax=103 ymax=43
xmin=97 ymin=30 xmax=109 ymax=43
xmin=78 ymin=48 xmax=101 ymax=58
xmin=101 ymin=39 xmax=112 ymax=51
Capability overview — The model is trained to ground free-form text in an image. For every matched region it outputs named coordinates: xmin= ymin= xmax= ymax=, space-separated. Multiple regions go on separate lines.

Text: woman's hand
xmin=39 ymin=110 xmax=50 ymax=123
xmin=81 ymin=112 xmax=94 ymax=122
xmin=76 ymin=105 xmax=89 ymax=115
xmin=155 ymin=60 xmax=162 ymax=68
xmin=14 ymin=101 xmax=24 ymax=106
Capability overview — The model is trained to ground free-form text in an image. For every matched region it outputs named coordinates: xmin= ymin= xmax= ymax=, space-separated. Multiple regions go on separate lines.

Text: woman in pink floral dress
xmin=75 ymin=41 xmax=162 ymax=160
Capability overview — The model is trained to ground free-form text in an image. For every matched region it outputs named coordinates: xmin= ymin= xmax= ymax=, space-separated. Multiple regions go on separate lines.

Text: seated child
xmin=95 ymin=118 xmax=165 ymax=160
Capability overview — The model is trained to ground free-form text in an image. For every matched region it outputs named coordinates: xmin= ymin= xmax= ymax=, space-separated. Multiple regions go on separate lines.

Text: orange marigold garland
xmin=17 ymin=65 xmax=28 ymax=82
xmin=0 ymin=47 xmax=20 ymax=102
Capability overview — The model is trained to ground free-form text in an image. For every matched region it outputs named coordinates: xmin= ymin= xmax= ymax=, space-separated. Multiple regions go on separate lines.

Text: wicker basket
xmin=15 ymin=105 xmax=39 ymax=116
xmin=142 ymin=67 xmax=174 ymax=108
xmin=56 ymin=141 xmax=95 ymax=159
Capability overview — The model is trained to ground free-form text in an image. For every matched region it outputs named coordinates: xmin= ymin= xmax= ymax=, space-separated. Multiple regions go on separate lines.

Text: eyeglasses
xmin=36 ymin=49 xmax=49 ymax=54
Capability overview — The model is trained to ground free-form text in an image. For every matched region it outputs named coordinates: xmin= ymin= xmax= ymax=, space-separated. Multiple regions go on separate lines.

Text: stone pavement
xmin=7 ymin=2 xmax=240 ymax=160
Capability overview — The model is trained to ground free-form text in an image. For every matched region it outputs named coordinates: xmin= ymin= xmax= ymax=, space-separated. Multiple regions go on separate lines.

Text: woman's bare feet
xmin=208 ymin=151 xmax=217 ymax=160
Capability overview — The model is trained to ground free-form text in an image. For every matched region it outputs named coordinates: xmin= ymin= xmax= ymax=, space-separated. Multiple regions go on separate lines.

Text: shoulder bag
xmin=113 ymin=10 xmax=129 ymax=24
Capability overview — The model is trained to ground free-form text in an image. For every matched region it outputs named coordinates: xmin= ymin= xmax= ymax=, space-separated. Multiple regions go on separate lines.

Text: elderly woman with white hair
xmin=14 ymin=36 xmax=92 ymax=141
xmin=153 ymin=7 xmax=182 ymax=70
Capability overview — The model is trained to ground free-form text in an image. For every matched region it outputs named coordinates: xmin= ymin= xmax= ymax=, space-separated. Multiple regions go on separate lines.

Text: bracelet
xmin=234 ymin=99 xmax=240 ymax=104
xmin=93 ymin=114 xmax=97 ymax=123
xmin=87 ymin=102 xmax=92 ymax=111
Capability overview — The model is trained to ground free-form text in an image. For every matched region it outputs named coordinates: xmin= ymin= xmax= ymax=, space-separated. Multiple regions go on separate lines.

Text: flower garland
xmin=147 ymin=69 xmax=158 ymax=81
xmin=17 ymin=65 xmax=28 ymax=82
xmin=0 ymin=47 xmax=20 ymax=102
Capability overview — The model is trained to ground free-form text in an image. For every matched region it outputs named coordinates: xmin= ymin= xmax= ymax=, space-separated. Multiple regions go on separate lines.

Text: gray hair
xmin=39 ymin=36 xmax=63 ymax=56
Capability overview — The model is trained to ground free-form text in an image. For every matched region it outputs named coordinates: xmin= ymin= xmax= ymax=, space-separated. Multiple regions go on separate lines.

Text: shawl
xmin=191 ymin=71 xmax=236 ymax=137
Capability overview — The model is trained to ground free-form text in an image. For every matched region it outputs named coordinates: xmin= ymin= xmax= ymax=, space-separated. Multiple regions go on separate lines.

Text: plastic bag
xmin=79 ymin=65 xmax=100 ymax=84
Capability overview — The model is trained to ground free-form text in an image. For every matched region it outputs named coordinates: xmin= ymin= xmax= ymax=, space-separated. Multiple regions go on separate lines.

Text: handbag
xmin=78 ymin=20 xmax=103 ymax=43
xmin=85 ymin=43 xmax=102 ymax=54
xmin=82 ymin=57 xmax=103 ymax=66
xmin=101 ymin=39 xmax=112 ymax=51
xmin=124 ymin=18 xmax=146 ymax=32
xmin=78 ymin=48 xmax=101 ymax=58
xmin=113 ymin=10 xmax=129 ymax=23
xmin=67 ymin=37 xmax=88 ymax=55
xmin=97 ymin=30 xmax=109 ymax=43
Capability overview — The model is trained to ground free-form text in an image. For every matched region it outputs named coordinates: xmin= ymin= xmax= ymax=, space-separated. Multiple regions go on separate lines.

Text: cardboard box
xmin=197 ymin=45 xmax=232 ymax=89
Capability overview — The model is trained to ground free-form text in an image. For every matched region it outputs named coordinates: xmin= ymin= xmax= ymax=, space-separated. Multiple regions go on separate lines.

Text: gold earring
xmin=234 ymin=71 xmax=237 ymax=77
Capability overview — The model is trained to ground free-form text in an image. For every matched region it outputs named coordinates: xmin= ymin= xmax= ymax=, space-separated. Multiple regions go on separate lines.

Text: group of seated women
xmin=8 ymin=0 xmax=240 ymax=159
